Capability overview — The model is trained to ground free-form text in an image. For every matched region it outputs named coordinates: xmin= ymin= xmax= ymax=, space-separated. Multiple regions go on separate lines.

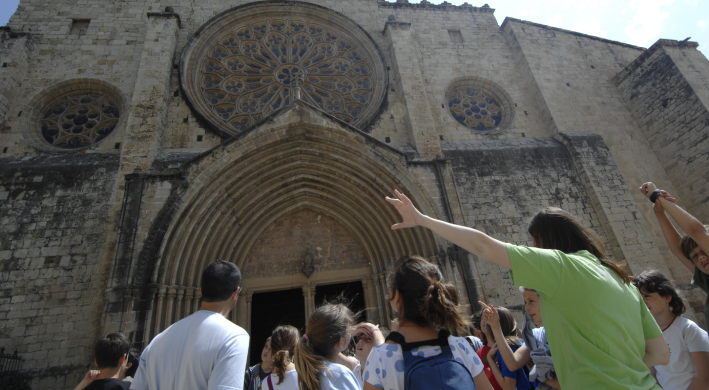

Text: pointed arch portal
xmin=145 ymin=104 xmax=439 ymax=342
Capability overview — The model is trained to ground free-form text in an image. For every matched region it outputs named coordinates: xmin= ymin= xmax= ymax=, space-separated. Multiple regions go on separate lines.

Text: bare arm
xmin=473 ymin=371 xmax=494 ymax=390
xmin=687 ymin=351 xmax=709 ymax=390
xmin=74 ymin=371 xmax=99 ymax=390
xmin=641 ymin=183 xmax=709 ymax=260
xmin=643 ymin=335 xmax=670 ymax=367
xmin=487 ymin=346 xmax=517 ymax=390
xmin=386 ymin=190 xmax=510 ymax=269
xmin=652 ymin=198 xmax=695 ymax=272
xmin=544 ymin=378 xmax=561 ymax=389
xmin=480 ymin=302 xmax=531 ymax=371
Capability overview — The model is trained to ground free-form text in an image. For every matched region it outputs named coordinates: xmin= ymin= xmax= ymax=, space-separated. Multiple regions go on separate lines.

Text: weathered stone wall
xmin=0 ymin=154 xmax=119 ymax=389
xmin=614 ymin=40 xmax=709 ymax=223
xmin=0 ymin=30 xmax=32 ymax=139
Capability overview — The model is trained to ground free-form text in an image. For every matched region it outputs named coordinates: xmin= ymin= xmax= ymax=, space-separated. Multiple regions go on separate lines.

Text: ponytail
xmin=388 ymin=256 xmax=471 ymax=335
xmin=268 ymin=325 xmax=299 ymax=385
xmin=294 ymin=304 xmax=355 ymax=390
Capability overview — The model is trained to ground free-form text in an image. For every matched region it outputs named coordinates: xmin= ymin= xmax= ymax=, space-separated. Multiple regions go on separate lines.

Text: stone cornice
xmin=383 ymin=21 xmax=412 ymax=34
xmin=146 ymin=11 xmax=181 ymax=28
xmin=378 ymin=1 xmax=494 ymax=13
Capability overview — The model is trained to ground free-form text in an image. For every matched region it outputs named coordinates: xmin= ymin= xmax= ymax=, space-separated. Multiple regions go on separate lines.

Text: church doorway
xmin=248 ymin=288 xmax=306 ymax=366
xmin=314 ymin=281 xmax=366 ymax=323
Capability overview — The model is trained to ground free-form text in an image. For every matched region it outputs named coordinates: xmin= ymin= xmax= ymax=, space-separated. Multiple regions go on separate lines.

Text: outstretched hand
xmin=385 ymin=189 xmax=426 ymax=230
xmin=479 ymin=301 xmax=501 ymax=328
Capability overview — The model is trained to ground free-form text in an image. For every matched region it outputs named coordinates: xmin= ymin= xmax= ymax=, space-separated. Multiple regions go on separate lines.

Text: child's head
xmin=261 ymin=337 xmax=272 ymax=366
xmin=94 ymin=333 xmax=130 ymax=370
xmin=632 ymin=270 xmax=685 ymax=317
xmin=486 ymin=306 xmax=522 ymax=347
xmin=470 ymin=311 xmax=485 ymax=342
xmin=270 ymin=326 xmax=299 ymax=385
xmin=680 ymin=225 xmax=709 ymax=273
xmin=519 ymin=287 xmax=542 ymax=326
xmin=387 ymin=255 xmax=470 ymax=336
xmin=295 ymin=303 xmax=355 ymax=390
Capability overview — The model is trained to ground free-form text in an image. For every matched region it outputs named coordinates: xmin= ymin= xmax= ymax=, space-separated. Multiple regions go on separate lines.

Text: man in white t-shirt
xmin=131 ymin=260 xmax=249 ymax=390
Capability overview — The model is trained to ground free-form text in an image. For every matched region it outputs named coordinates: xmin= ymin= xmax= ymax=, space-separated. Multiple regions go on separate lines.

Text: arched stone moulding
xmin=19 ymin=78 xmax=128 ymax=153
xmin=148 ymin=103 xmax=441 ymax=339
xmin=180 ymin=0 xmax=389 ymax=137
xmin=445 ymin=76 xmax=515 ymax=134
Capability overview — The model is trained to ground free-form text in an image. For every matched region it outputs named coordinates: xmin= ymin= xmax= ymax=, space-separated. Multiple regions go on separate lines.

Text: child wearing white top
xmin=633 ymin=270 xmax=709 ymax=390
xmin=265 ymin=326 xmax=300 ymax=390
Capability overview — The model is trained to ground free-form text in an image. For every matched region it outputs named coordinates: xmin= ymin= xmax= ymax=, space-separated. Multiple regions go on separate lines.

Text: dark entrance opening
xmin=314 ymin=281 xmax=366 ymax=323
xmin=249 ymin=288 xmax=306 ymax=367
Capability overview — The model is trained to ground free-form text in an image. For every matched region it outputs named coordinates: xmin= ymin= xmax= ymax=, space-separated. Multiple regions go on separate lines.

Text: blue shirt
xmin=498 ymin=343 xmax=532 ymax=390
xmin=319 ymin=360 xmax=359 ymax=390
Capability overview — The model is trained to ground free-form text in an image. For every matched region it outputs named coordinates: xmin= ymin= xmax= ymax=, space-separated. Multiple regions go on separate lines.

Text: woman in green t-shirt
xmin=385 ymin=190 xmax=669 ymax=390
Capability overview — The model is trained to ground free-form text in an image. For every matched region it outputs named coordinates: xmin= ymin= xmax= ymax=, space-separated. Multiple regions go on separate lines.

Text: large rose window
xmin=181 ymin=2 xmax=388 ymax=136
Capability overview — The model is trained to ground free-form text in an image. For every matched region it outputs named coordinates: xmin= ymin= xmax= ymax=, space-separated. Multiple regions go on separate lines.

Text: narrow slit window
xmin=448 ymin=30 xmax=463 ymax=43
xmin=70 ymin=19 xmax=91 ymax=36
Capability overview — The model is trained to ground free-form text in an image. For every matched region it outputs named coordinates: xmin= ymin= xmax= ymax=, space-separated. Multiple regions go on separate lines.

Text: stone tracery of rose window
xmin=448 ymin=88 xmax=504 ymax=131
xmin=200 ymin=19 xmax=375 ymax=132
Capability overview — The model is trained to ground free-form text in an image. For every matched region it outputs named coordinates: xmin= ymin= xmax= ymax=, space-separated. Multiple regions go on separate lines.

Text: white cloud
xmin=699 ymin=20 xmax=707 ymax=30
xmin=624 ymin=0 xmax=674 ymax=47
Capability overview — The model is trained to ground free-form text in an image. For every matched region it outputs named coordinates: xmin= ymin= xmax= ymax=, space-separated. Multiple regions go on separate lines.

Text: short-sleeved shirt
xmin=497 ymin=344 xmax=532 ymax=390
xmin=267 ymin=370 xmax=298 ymax=390
xmin=363 ymin=336 xmax=484 ymax=389
xmin=84 ymin=378 xmax=130 ymax=390
xmin=507 ymin=244 xmax=662 ymax=390
xmin=319 ymin=360 xmax=359 ymax=390
xmin=692 ymin=266 xmax=709 ymax=331
xmin=655 ymin=316 xmax=709 ymax=390
xmin=244 ymin=364 xmax=270 ymax=390
xmin=478 ymin=345 xmax=503 ymax=390
xmin=131 ymin=310 xmax=249 ymax=390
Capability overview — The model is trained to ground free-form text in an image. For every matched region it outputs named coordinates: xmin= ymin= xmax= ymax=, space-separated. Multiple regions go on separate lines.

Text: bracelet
xmin=650 ymin=189 xmax=661 ymax=203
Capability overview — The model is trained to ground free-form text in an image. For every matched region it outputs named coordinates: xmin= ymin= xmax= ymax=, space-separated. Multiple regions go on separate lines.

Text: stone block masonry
xmin=0 ymin=154 xmax=119 ymax=389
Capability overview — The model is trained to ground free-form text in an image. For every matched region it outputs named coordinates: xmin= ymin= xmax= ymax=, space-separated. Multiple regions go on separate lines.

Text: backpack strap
xmin=266 ymin=374 xmax=274 ymax=390
xmin=385 ymin=329 xmax=452 ymax=351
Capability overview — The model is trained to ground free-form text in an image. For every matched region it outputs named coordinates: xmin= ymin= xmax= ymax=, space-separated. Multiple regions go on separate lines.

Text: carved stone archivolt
xmin=181 ymin=1 xmax=388 ymax=136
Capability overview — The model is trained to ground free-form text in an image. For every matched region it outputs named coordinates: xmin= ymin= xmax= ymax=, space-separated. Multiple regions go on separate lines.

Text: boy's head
xmin=632 ymin=270 xmax=685 ymax=316
xmin=94 ymin=333 xmax=130 ymax=369
xmin=681 ymin=225 xmax=709 ymax=273
xmin=201 ymin=260 xmax=241 ymax=302
xmin=124 ymin=349 xmax=139 ymax=378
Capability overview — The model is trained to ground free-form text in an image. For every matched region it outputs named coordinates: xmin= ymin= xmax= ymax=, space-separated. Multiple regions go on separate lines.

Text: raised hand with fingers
xmin=385 ymin=189 xmax=425 ymax=230
xmin=479 ymin=301 xmax=501 ymax=328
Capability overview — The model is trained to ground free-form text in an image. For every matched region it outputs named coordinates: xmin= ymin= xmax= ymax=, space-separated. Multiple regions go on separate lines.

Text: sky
xmin=0 ymin=0 xmax=707 ymax=54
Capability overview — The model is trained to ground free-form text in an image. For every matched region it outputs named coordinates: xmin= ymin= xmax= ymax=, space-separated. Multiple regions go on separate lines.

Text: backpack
xmin=385 ymin=329 xmax=476 ymax=390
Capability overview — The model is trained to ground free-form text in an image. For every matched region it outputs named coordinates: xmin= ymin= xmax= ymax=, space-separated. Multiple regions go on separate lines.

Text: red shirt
xmin=478 ymin=345 xmax=503 ymax=390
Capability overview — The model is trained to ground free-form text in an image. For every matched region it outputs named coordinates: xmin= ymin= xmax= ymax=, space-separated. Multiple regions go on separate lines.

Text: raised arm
xmin=480 ymin=302 xmax=530 ymax=372
xmin=648 ymin=191 xmax=694 ymax=272
xmin=641 ymin=183 xmax=709 ymax=264
xmin=386 ymin=190 xmax=510 ymax=269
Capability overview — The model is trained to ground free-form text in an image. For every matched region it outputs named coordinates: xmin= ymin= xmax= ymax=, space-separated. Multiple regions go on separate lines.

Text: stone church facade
xmin=1 ymin=0 xmax=708 ymax=388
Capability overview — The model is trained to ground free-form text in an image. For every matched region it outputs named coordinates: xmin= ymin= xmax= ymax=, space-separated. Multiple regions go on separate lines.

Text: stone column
xmin=153 ymin=286 xmax=167 ymax=337
xmin=360 ymin=277 xmax=376 ymax=324
xmin=302 ymin=284 xmax=316 ymax=319
xmin=372 ymin=274 xmax=386 ymax=324
xmin=377 ymin=273 xmax=392 ymax=324
xmin=246 ymin=291 xmax=254 ymax=335
xmin=236 ymin=291 xmax=248 ymax=330
xmin=174 ymin=287 xmax=185 ymax=321
xmin=183 ymin=288 xmax=195 ymax=319
xmin=192 ymin=287 xmax=201 ymax=314
xmin=384 ymin=22 xmax=441 ymax=160
xmin=119 ymin=11 xmax=181 ymax=173
xmin=164 ymin=286 xmax=177 ymax=328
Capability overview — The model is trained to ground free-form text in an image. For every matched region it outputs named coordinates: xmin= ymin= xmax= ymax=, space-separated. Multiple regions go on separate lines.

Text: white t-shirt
xmin=267 ymin=370 xmax=298 ymax=390
xmin=131 ymin=310 xmax=249 ymax=390
xmin=363 ymin=336 xmax=484 ymax=389
xmin=353 ymin=362 xmax=363 ymax=389
xmin=655 ymin=316 xmax=709 ymax=390
xmin=319 ymin=360 xmax=360 ymax=390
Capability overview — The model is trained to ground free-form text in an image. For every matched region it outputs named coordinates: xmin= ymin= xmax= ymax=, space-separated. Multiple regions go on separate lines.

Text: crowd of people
xmin=75 ymin=183 xmax=709 ymax=390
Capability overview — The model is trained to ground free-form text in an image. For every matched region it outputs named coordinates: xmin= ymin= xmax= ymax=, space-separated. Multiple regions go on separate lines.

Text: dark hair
xmin=295 ymin=304 xmax=355 ymax=390
xmin=94 ymin=333 xmax=130 ymax=369
xmin=632 ymin=270 xmax=686 ymax=316
xmin=124 ymin=349 xmax=139 ymax=378
xmin=486 ymin=307 xmax=522 ymax=347
xmin=471 ymin=311 xmax=487 ymax=345
xmin=387 ymin=256 xmax=471 ymax=336
xmin=680 ymin=225 xmax=709 ymax=261
xmin=201 ymin=260 xmax=241 ymax=302
xmin=528 ymin=207 xmax=632 ymax=284
xmin=270 ymin=326 xmax=299 ymax=385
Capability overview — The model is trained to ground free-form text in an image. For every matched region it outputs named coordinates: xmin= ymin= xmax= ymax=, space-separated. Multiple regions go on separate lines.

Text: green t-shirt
xmin=507 ymin=244 xmax=662 ymax=390
xmin=692 ymin=266 xmax=709 ymax=330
